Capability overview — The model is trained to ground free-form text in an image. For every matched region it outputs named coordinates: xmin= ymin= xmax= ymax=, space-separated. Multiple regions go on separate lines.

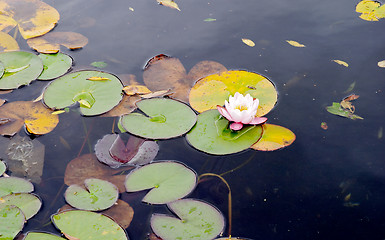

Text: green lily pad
xmin=52 ymin=210 xmax=128 ymax=240
xmin=65 ymin=178 xmax=119 ymax=211
xmin=0 ymin=205 xmax=25 ymax=240
xmin=38 ymin=53 xmax=73 ymax=80
xmin=189 ymin=70 xmax=277 ymax=116
xmin=0 ymin=61 xmax=4 ymax=78
xmin=151 ymin=199 xmax=225 ymax=240
xmin=0 ymin=193 xmax=42 ymax=220
xmin=186 ymin=109 xmax=263 ymax=155
xmin=125 ymin=161 xmax=197 ymax=204
xmin=0 ymin=176 xmax=34 ymax=198
xmin=120 ymin=98 xmax=197 ymax=139
xmin=43 ymin=70 xmax=123 ymax=116
xmin=24 ymin=232 xmax=67 ymax=240
xmin=0 ymin=51 xmax=43 ymax=90
xmin=0 ymin=160 xmax=6 ymax=176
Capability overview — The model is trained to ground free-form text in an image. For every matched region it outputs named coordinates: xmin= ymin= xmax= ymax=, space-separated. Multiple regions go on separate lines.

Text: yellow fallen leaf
xmin=157 ymin=0 xmax=181 ymax=11
xmin=378 ymin=60 xmax=385 ymax=68
xmin=129 ymin=7 xmax=134 ymax=11
xmin=0 ymin=32 xmax=19 ymax=52
xmin=87 ymin=76 xmax=110 ymax=81
xmin=242 ymin=38 xmax=255 ymax=47
xmin=286 ymin=40 xmax=306 ymax=47
xmin=123 ymin=85 xmax=151 ymax=96
xmin=332 ymin=60 xmax=349 ymax=67
xmin=33 ymin=92 xmax=44 ymax=102
xmin=78 ymin=99 xmax=91 ymax=108
xmin=52 ymin=110 xmax=66 ymax=115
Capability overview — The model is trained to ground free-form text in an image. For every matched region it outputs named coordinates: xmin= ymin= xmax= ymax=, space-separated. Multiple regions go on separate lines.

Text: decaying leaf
xmin=332 ymin=60 xmax=349 ymax=67
xmin=0 ymin=101 xmax=59 ymax=136
xmin=321 ymin=122 xmax=328 ymax=130
xmin=64 ymin=154 xmax=133 ymax=193
xmin=0 ymin=32 xmax=19 ymax=52
xmin=242 ymin=38 xmax=255 ymax=47
xmin=140 ymin=89 xmax=171 ymax=99
xmin=157 ymin=0 xmax=181 ymax=11
xmin=286 ymin=40 xmax=306 ymax=47
xmin=123 ymin=85 xmax=151 ymax=96
xmin=101 ymin=95 xmax=140 ymax=117
xmin=143 ymin=54 xmax=227 ymax=103
xmin=326 ymin=102 xmax=363 ymax=120
xmin=27 ymin=32 xmax=89 ymax=54
xmin=0 ymin=0 xmax=60 ymax=39
xmin=86 ymin=76 xmax=110 ymax=81
xmin=378 ymin=60 xmax=385 ymax=68
xmin=340 ymin=94 xmax=359 ymax=113
xmin=356 ymin=0 xmax=385 ymax=21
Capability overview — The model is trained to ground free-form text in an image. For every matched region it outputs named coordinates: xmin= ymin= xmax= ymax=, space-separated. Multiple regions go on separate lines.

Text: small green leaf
xmin=326 ymin=102 xmax=363 ymax=120
xmin=91 ymin=61 xmax=108 ymax=68
xmin=204 ymin=18 xmax=216 ymax=22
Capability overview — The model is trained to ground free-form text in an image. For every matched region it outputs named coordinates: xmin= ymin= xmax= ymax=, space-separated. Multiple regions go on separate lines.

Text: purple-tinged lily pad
xmin=64 ymin=178 xmax=119 ymax=211
xmin=0 ymin=193 xmax=42 ymax=220
xmin=0 ymin=205 xmax=25 ymax=240
xmin=95 ymin=134 xmax=159 ymax=168
xmin=151 ymin=199 xmax=225 ymax=240
xmin=0 ymin=176 xmax=34 ymax=198
xmin=125 ymin=161 xmax=197 ymax=204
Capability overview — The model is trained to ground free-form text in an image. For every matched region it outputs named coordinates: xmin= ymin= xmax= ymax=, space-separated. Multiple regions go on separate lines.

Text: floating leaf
xmin=0 ymin=0 xmax=60 ymax=39
xmin=38 ymin=53 xmax=73 ymax=80
xmin=242 ymin=38 xmax=255 ymax=47
xmin=0 ymin=101 xmax=59 ymax=136
xmin=286 ymin=40 xmax=306 ymax=47
xmin=87 ymin=76 xmax=110 ymax=81
xmin=0 ymin=205 xmax=25 ymax=240
xmin=52 ymin=210 xmax=128 ymax=240
xmin=27 ymin=32 xmax=88 ymax=54
xmin=204 ymin=18 xmax=216 ymax=22
xmin=356 ymin=0 xmax=385 ymax=21
xmin=189 ymin=70 xmax=277 ymax=116
xmin=250 ymin=124 xmax=296 ymax=151
xmin=0 ymin=193 xmax=42 ymax=220
xmin=186 ymin=109 xmax=263 ymax=155
xmin=326 ymin=102 xmax=363 ymax=120
xmin=43 ymin=70 xmax=123 ymax=116
xmin=0 ymin=176 xmax=34 ymax=198
xmin=65 ymin=178 xmax=119 ymax=211
xmin=123 ymin=85 xmax=151 ymax=96
xmin=59 ymin=199 xmax=134 ymax=229
xmin=143 ymin=54 xmax=227 ymax=102
xmin=91 ymin=61 xmax=108 ymax=69
xmin=378 ymin=60 xmax=385 ymax=68
xmin=24 ymin=232 xmax=67 ymax=240
xmin=120 ymin=98 xmax=197 ymax=139
xmin=125 ymin=161 xmax=197 ymax=204
xmin=157 ymin=0 xmax=181 ymax=11
xmin=0 ymin=32 xmax=19 ymax=52
xmin=151 ymin=199 xmax=225 ymax=240
xmin=0 ymin=51 xmax=43 ymax=90
xmin=332 ymin=60 xmax=349 ymax=67
xmin=64 ymin=154 xmax=133 ymax=193
xmin=0 ymin=161 xmax=5 ymax=176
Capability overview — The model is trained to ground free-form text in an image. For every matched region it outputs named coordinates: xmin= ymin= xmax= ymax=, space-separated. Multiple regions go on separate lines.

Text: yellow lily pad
xmin=356 ymin=0 xmax=385 ymax=21
xmin=250 ymin=124 xmax=296 ymax=151
xmin=0 ymin=32 xmax=19 ymax=52
xmin=0 ymin=0 xmax=60 ymax=39
xmin=27 ymin=31 xmax=89 ymax=54
xmin=189 ymin=70 xmax=277 ymax=116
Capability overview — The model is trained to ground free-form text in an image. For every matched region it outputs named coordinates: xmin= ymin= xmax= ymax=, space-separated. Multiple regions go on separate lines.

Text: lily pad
xmin=52 ymin=210 xmax=128 ymax=240
xmin=0 ymin=51 xmax=43 ymax=90
xmin=38 ymin=53 xmax=73 ymax=80
xmin=250 ymin=124 xmax=296 ymax=151
xmin=356 ymin=0 xmax=385 ymax=21
xmin=0 ymin=160 xmax=5 ymax=176
xmin=27 ymin=32 xmax=88 ymax=54
xmin=0 ymin=0 xmax=60 ymax=39
xmin=186 ymin=110 xmax=263 ymax=155
xmin=0 ymin=32 xmax=19 ymax=52
xmin=0 ymin=62 xmax=4 ymax=78
xmin=120 ymin=98 xmax=197 ymax=139
xmin=24 ymin=232 xmax=67 ymax=240
xmin=125 ymin=161 xmax=197 ymax=204
xmin=151 ymin=199 xmax=225 ymax=240
xmin=0 ymin=193 xmax=42 ymax=220
xmin=43 ymin=70 xmax=123 ymax=116
xmin=189 ymin=70 xmax=277 ymax=116
xmin=0 ymin=205 xmax=25 ymax=240
xmin=0 ymin=176 xmax=34 ymax=198
xmin=95 ymin=134 xmax=159 ymax=168
xmin=65 ymin=178 xmax=119 ymax=211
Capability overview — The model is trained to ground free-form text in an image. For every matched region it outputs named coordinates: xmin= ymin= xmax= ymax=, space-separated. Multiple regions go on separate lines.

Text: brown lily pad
xmin=101 ymin=95 xmax=140 ymax=117
xmin=143 ymin=54 xmax=227 ymax=103
xmin=64 ymin=154 xmax=133 ymax=193
xmin=27 ymin=31 xmax=89 ymax=54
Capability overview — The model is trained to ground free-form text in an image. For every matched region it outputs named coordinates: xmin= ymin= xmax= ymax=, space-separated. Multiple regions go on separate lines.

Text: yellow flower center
xmin=235 ymin=105 xmax=248 ymax=111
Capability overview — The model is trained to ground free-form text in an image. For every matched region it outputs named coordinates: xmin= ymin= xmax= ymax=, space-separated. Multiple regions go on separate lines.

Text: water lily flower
xmin=217 ymin=92 xmax=267 ymax=131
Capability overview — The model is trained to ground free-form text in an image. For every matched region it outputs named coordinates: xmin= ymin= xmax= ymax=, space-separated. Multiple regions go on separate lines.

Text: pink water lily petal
xmin=217 ymin=105 xmax=234 ymax=121
xmin=249 ymin=117 xmax=268 ymax=125
xmin=230 ymin=122 xmax=243 ymax=131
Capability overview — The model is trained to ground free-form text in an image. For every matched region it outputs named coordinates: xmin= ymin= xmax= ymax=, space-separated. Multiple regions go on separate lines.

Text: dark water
xmin=3 ymin=0 xmax=385 ymax=239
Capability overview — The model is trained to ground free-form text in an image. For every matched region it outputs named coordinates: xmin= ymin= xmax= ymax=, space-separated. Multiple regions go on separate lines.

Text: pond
xmin=0 ymin=0 xmax=385 ymax=239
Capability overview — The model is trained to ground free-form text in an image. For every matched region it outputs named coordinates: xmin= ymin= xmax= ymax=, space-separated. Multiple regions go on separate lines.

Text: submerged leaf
xmin=0 ymin=32 xmax=19 ymax=52
xmin=90 ymin=61 xmax=108 ymax=68
xmin=286 ymin=40 xmax=306 ymax=47
xmin=242 ymin=38 xmax=255 ymax=47
xmin=27 ymin=32 xmax=88 ymax=54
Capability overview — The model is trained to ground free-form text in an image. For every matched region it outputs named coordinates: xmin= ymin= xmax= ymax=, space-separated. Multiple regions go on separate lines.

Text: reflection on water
xmin=2 ymin=0 xmax=385 ymax=239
